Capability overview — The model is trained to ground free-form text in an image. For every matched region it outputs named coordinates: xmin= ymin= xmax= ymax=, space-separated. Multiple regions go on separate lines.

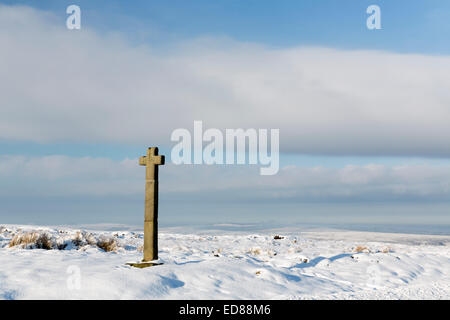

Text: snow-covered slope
xmin=0 ymin=224 xmax=449 ymax=299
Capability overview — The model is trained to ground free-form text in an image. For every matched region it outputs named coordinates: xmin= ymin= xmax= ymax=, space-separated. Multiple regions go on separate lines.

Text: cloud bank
xmin=1 ymin=5 xmax=450 ymax=157
xmin=1 ymin=155 xmax=450 ymax=204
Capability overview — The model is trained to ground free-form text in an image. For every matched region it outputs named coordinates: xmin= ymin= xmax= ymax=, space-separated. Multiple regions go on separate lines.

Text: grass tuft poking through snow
xmin=6 ymin=228 xmax=119 ymax=252
xmin=35 ymin=233 xmax=53 ymax=250
xmin=354 ymin=245 xmax=370 ymax=253
xmin=96 ymin=237 xmax=117 ymax=252
xmin=8 ymin=232 xmax=39 ymax=248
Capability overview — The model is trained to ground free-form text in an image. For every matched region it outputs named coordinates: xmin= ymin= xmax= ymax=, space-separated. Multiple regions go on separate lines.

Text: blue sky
xmin=1 ymin=1 xmax=450 ymax=229
xmin=3 ymin=0 xmax=450 ymax=54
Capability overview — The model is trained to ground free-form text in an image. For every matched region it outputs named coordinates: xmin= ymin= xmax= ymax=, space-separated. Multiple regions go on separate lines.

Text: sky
xmin=1 ymin=1 xmax=450 ymax=228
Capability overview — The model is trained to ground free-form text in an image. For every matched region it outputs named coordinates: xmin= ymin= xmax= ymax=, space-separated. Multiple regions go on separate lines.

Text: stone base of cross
xmin=126 ymin=147 xmax=165 ymax=268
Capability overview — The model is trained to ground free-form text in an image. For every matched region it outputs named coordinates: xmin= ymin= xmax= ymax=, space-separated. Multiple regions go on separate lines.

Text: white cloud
xmin=1 ymin=155 xmax=450 ymax=203
xmin=1 ymin=5 xmax=450 ymax=157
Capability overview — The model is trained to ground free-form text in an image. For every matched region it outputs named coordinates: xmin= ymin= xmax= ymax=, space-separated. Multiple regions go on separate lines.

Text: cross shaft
xmin=139 ymin=147 xmax=165 ymax=261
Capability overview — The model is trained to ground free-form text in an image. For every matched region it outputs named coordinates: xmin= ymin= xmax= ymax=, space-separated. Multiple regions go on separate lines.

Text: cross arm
xmin=150 ymin=155 xmax=165 ymax=165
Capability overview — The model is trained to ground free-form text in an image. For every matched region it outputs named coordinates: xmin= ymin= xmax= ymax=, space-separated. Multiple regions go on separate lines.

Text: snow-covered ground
xmin=0 ymin=224 xmax=449 ymax=300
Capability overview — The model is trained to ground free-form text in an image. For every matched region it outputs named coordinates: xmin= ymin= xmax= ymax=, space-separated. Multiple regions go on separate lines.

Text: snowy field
xmin=0 ymin=224 xmax=449 ymax=300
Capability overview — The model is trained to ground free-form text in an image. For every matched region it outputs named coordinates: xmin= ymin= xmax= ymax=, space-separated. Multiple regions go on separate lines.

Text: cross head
xmin=139 ymin=147 xmax=165 ymax=167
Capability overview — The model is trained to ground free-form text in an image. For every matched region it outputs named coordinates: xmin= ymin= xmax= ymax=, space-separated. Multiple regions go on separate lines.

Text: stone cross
xmin=139 ymin=147 xmax=165 ymax=262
